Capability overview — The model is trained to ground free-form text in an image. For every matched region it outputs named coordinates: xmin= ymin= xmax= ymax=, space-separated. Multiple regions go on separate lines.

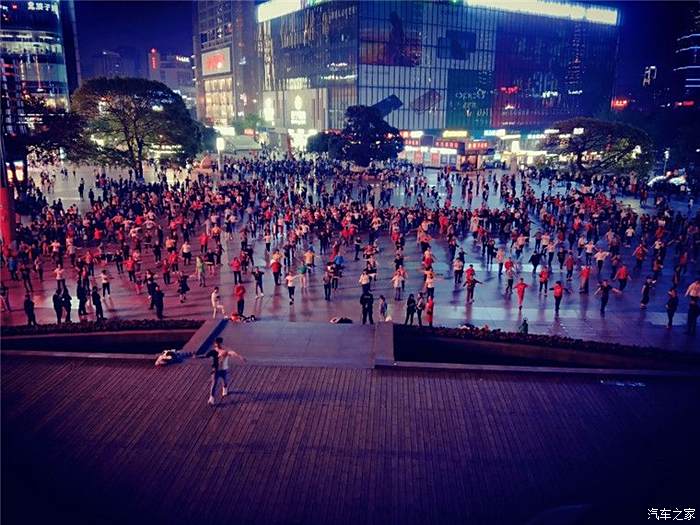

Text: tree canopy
xmin=541 ymin=117 xmax=653 ymax=179
xmin=307 ymin=105 xmax=404 ymax=167
xmin=71 ymin=77 xmax=202 ymax=177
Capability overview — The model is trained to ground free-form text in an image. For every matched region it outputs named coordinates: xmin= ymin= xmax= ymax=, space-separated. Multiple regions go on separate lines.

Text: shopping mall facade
xmin=258 ymin=0 xmax=620 ymax=167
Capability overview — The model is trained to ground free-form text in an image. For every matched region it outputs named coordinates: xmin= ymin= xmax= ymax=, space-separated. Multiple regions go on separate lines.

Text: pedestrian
xmin=666 ymin=286 xmax=679 ymax=329
xmin=379 ymin=295 xmax=388 ymax=321
xmin=425 ymin=296 xmax=435 ymax=327
xmin=515 ymin=278 xmax=529 ymax=310
xmin=61 ymin=288 xmax=72 ymax=323
xmin=177 ymin=272 xmax=190 ymax=303
xmin=323 ymin=269 xmax=332 ymax=301
xmin=285 ymin=271 xmax=299 ymax=305
xmin=640 ymin=276 xmax=653 ymax=309
xmin=404 ymin=293 xmax=417 ymax=325
xmin=550 ymin=281 xmax=569 ymax=316
xmin=234 ymin=282 xmax=246 ymax=316
xmin=360 ymin=289 xmax=374 ymax=325
xmin=100 ymin=269 xmax=111 ymax=297
xmin=23 ymin=294 xmax=37 ymax=326
xmin=594 ymin=279 xmax=619 ymax=316
xmin=52 ymin=289 xmax=63 ymax=324
xmin=91 ymin=286 xmax=105 ymax=320
xmin=204 ymin=337 xmax=246 ymax=406
xmin=152 ymin=285 xmax=165 ymax=319
xmin=687 ymin=297 xmax=699 ymax=335
xmin=252 ymin=266 xmax=264 ymax=297
xmin=211 ymin=287 xmax=226 ymax=318
xmin=416 ymin=292 xmax=426 ymax=327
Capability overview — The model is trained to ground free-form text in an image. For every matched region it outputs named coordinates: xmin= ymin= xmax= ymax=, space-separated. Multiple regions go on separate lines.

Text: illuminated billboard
xmin=202 ymin=48 xmax=231 ymax=77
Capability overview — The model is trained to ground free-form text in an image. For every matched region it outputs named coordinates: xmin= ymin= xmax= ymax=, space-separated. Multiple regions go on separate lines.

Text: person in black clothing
xmin=252 ymin=267 xmax=264 ymax=297
xmin=666 ymin=287 xmax=679 ymax=329
xmin=404 ymin=293 xmax=417 ymax=325
xmin=594 ymin=279 xmax=619 ymax=316
xmin=688 ymin=297 xmax=699 ymax=335
xmin=360 ymin=290 xmax=374 ymax=325
xmin=62 ymin=288 xmax=72 ymax=322
xmin=52 ymin=290 xmax=63 ymax=324
xmin=77 ymin=284 xmax=88 ymax=318
xmin=323 ymin=270 xmax=332 ymax=301
xmin=91 ymin=286 xmax=105 ymax=320
xmin=23 ymin=294 xmax=37 ymax=326
xmin=152 ymin=285 xmax=165 ymax=319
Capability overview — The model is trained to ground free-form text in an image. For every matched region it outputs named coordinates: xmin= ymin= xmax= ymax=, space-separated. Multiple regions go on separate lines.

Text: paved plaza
xmin=2 ymin=164 xmax=698 ymax=352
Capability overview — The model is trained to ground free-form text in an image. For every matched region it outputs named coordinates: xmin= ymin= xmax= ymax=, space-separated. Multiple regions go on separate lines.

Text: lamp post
xmin=216 ymin=137 xmax=225 ymax=174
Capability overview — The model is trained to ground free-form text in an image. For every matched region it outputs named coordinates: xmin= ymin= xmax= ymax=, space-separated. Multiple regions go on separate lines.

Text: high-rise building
xmin=0 ymin=0 xmax=80 ymax=136
xmin=192 ymin=0 xmax=260 ymax=126
xmin=257 ymin=0 xmax=620 ymax=153
xmin=674 ymin=3 xmax=700 ymax=103
xmin=148 ymin=48 xmax=196 ymax=114
xmin=89 ymin=49 xmax=133 ymax=78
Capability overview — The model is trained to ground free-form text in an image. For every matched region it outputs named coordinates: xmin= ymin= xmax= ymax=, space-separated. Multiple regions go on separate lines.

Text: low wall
xmin=393 ymin=326 xmax=700 ymax=371
xmin=1 ymin=330 xmax=197 ymax=354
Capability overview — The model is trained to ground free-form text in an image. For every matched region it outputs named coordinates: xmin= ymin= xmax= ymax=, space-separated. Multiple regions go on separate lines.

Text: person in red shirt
xmin=230 ymin=257 xmax=242 ymax=284
xmin=514 ymin=278 xmax=529 ymax=310
xmin=199 ymin=232 xmax=209 ymax=254
xmin=579 ymin=265 xmax=591 ymax=294
xmin=538 ymin=267 xmax=550 ymax=295
xmin=550 ymin=280 xmax=569 ymax=316
xmin=613 ymin=264 xmax=629 ymax=291
xmin=234 ymin=283 xmax=246 ymax=316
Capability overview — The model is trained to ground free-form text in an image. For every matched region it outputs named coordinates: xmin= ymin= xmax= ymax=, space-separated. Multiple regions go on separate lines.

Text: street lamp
xmin=216 ymin=137 xmax=225 ymax=173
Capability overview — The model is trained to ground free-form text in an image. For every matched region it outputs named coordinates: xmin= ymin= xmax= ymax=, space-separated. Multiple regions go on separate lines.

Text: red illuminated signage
xmin=611 ymin=98 xmax=629 ymax=110
xmin=499 ymin=86 xmax=519 ymax=94
xmin=202 ymin=48 xmax=231 ymax=76
xmin=674 ymin=100 xmax=695 ymax=107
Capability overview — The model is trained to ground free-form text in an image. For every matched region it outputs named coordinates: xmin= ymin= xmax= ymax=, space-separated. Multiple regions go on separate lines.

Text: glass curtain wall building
xmin=258 ymin=0 xmax=619 ymax=150
xmin=1 ymin=0 xmax=77 ymax=136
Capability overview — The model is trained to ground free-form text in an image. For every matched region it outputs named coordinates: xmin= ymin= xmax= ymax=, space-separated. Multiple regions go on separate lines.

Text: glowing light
xmin=257 ymin=0 xmax=302 ymax=23
xmin=467 ymin=0 xmax=618 ymax=25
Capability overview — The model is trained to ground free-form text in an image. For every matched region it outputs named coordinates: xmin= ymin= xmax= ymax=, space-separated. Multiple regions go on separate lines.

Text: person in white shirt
xmin=210 ymin=287 xmax=226 ymax=319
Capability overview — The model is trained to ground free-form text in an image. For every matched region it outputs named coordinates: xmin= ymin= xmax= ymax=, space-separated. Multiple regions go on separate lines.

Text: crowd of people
xmin=1 ymin=154 xmax=699 ymax=340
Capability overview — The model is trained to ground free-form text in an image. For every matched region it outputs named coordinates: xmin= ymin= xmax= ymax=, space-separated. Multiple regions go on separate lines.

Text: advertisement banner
xmin=445 ymin=69 xmax=493 ymax=133
xmin=202 ymin=48 xmax=231 ymax=76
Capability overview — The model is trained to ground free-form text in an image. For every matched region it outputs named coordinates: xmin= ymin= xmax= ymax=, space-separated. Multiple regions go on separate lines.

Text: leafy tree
xmin=541 ymin=117 xmax=653 ymax=178
xmin=307 ymin=105 xmax=404 ymax=167
xmin=71 ymin=77 xmax=200 ymax=177
xmin=232 ymin=113 xmax=262 ymax=135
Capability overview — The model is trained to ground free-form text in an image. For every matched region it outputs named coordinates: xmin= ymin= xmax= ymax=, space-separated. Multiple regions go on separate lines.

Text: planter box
xmin=394 ymin=327 xmax=700 ymax=371
xmin=1 ymin=330 xmax=197 ymax=354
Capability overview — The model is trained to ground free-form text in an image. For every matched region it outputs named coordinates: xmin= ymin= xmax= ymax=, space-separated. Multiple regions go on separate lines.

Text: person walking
xmin=323 ymin=270 xmax=332 ymax=301
xmin=100 ymin=269 xmax=112 ymax=297
xmin=61 ymin=288 xmax=72 ymax=323
xmin=204 ymin=337 xmax=246 ymax=406
xmin=404 ymin=293 xmax=417 ymax=325
xmin=360 ymin=289 xmax=374 ymax=325
xmin=177 ymin=272 xmax=190 ymax=303
xmin=23 ymin=294 xmax=37 ymax=327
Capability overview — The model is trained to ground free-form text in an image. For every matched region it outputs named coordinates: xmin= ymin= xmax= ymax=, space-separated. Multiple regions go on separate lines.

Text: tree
xmin=307 ymin=105 xmax=404 ymax=167
xmin=541 ymin=117 xmax=653 ymax=179
xmin=231 ymin=113 xmax=262 ymax=135
xmin=71 ymin=77 xmax=200 ymax=177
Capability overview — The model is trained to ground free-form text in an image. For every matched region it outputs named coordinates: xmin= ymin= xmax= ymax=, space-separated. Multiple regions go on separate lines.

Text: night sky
xmin=74 ymin=0 xmax=694 ymax=93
